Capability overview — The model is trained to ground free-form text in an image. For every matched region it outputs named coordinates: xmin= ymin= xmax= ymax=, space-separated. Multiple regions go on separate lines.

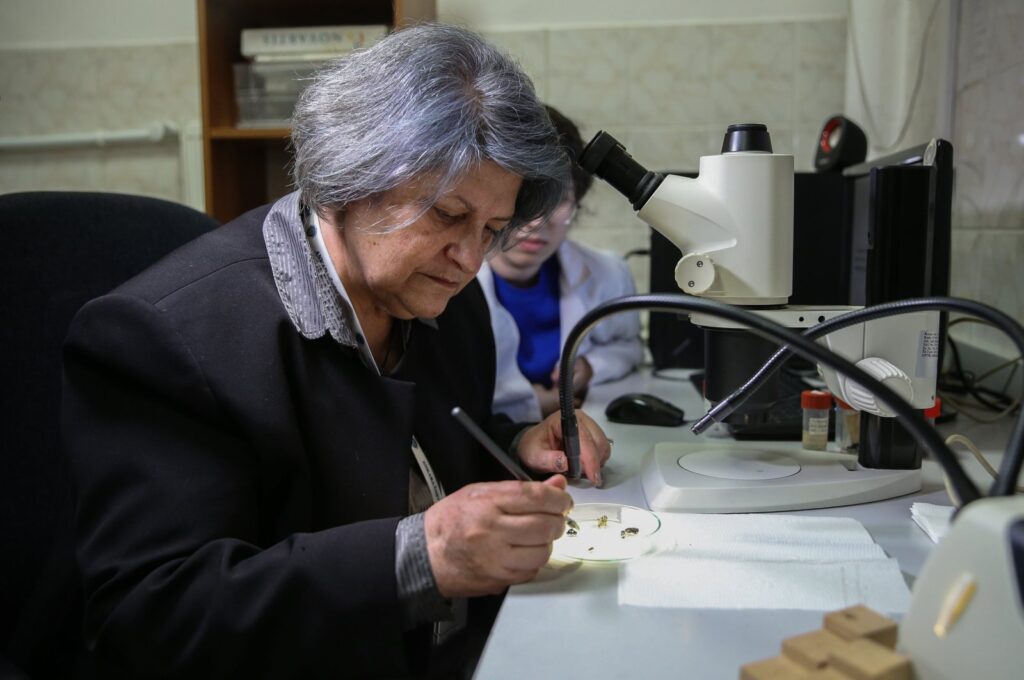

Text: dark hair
xmin=544 ymin=105 xmax=593 ymax=203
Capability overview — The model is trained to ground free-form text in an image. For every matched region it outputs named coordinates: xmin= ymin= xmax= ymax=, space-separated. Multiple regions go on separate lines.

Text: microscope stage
xmin=641 ymin=441 xmax=921 ymax=513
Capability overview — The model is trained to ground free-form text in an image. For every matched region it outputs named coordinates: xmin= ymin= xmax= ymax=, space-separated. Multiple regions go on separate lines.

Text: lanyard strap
xmin=411 ymin=436 xmax=445 ymax=503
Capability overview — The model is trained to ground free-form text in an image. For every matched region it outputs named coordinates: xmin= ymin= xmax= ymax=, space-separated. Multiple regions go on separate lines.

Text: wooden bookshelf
xmin=196 ymin=0 xmax=436 ymax=223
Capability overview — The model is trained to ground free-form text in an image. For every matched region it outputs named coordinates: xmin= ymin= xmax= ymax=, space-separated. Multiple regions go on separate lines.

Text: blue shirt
xmin=492 ymin=257 xmax=561 ymax=388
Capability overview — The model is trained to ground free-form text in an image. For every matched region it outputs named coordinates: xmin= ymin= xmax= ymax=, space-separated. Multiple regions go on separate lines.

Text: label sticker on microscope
xmin=916 ymin=330 xmax=939 ymax=378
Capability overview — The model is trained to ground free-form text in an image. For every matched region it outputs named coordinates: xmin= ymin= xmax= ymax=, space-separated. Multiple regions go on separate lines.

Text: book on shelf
xmin=246 ymin=52 xmax=351 ymax=64
xmin=241 ymin=25 xmax=388 ymax=60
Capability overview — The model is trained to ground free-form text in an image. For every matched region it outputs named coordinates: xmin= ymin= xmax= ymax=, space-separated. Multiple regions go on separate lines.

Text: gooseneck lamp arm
xmin=556 ymin=293 xmax=1017 ymax=507
xmin=688 ymin=296 xmax=1024 ymax=498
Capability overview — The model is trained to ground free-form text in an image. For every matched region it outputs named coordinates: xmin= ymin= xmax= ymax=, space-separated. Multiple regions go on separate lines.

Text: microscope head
xmin=581 ymin=124 xmax=794 ymax=307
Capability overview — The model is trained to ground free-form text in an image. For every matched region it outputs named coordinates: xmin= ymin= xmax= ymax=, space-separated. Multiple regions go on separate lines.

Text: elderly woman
xmin=61 ymin=24 xmax=609 ymax=679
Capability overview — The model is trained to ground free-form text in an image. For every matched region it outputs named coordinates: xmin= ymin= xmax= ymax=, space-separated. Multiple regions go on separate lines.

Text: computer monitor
xmin=843 ymin=139 xmax=953 ymax=469
xmin=844 ymin=139 xmax=953 ymax=307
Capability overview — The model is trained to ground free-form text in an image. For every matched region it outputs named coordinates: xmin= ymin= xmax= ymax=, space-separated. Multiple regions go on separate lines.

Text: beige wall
xmin=0 ymin=0 xmax=196 ymax=47
xmin=949 ymin=0 xmax=1024 ymax=358
xmin=439 ymin=0 xmax=846 ymax=29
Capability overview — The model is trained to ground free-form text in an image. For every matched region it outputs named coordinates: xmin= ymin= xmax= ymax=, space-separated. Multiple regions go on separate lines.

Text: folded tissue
xmin=910 ymin=502 xmax=954 ymax=544
xmin=619 ymin=513 xmax=911 ymax=614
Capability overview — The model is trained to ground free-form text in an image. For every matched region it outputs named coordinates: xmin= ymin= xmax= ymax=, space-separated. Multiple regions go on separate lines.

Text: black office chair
xmin=0 ymin=191 xmax=218 ymax=678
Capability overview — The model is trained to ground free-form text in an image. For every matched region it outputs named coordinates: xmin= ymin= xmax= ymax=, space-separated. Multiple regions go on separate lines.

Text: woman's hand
xmin=424 ymin=475 xmax=572 ymax=598
xmin=516 ymin=409 xmax=611 ymax=486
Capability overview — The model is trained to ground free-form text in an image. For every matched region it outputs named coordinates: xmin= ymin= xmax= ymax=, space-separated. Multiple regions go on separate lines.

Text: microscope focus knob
xmin=842 ymin=357 xmax=914 ymax=417
xmin=675 ymin=253 xmax=716 ymax=294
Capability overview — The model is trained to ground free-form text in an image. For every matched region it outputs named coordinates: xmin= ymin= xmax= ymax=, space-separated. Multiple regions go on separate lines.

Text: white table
xmin=474 ymin=368 xmax=1012 ymax=679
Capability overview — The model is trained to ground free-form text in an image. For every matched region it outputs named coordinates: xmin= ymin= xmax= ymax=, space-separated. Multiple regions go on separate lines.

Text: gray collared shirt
xmin=262 ymin=191 xmax=451 ymax=628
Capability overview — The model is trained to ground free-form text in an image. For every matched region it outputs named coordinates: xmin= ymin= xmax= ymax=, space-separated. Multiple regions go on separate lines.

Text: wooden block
xmin=806 ymin=669 xmax=856 ymax=680
xmin=740 ymin=656 xmax=811 ymax=680
xmin=827 ymin=638 xmax=911 ymax=680
xmin=824 ymin=605 xmax=899 ymax=648
xmin=782 ymin=629 xmax=852 ymax=670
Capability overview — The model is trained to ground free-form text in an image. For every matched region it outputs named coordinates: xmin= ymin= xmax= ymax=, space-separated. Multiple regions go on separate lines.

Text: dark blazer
xmin=61 ymin=205 xmax=520 ymax=678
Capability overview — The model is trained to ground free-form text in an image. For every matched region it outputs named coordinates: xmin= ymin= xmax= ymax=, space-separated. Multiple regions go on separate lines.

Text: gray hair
xmin=290 ymin=23 xmax=569 ymax=249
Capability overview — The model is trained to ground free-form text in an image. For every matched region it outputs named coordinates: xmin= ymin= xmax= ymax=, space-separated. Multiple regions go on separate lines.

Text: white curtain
xmin=844 ymin=0 xmax=957 ymax=158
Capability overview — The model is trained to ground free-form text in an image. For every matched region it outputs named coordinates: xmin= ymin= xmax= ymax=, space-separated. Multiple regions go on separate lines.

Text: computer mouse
xmin=605 ymin=392 xmax=685 ymax=427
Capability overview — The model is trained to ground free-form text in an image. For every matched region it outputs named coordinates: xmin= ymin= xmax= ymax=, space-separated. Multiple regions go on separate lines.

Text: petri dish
xmin=552 ymin=503 xmax=661 ymax=562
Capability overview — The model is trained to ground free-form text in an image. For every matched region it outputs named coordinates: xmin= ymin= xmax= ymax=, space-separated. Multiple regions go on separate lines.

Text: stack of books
xmin=234 ymin=24 xmax=389 ymax=128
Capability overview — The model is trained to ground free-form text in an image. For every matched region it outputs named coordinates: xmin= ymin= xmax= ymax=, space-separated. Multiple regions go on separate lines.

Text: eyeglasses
xmin=545 ymin=200 xmax=577 ymax=230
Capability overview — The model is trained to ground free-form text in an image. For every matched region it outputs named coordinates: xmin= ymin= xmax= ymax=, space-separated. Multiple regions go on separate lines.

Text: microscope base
xmin=641 ymin=441 xmax=921 ymax=513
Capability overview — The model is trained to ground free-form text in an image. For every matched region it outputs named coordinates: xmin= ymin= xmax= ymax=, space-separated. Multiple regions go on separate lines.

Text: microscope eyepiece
xmin=721 ymin=123 xmax=773 ymax=153
xmin=580 ymin=131 xmax=664 ymax=211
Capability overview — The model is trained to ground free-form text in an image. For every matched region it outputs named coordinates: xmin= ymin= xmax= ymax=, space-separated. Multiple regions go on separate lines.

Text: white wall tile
xmin=546 ymin=27 xmax=633 ymax=129
xmin=95 ymin=44 xmax=200 ymax=130
xmin=951 ymin=78 xmax=989 ymax=228
xmin=629 ymin=127 xmax=719 ymax=172
xmin=956 ymin=0 xmax=991 ymax=89
xmin=626 ymin=25 xmax=713 ymax=127
xmin=979 ymin=63 xmax=1024 ymax=230
xmin=15 ymin=49 xmax=101 ymax=135
xmin=949 ymin=229 xmax=1024 ymax=357
xmin=711 ymin=22 xmax=796 ymax=127
xmin=100 ymin=146 xmax=181 ymax=202
xmin=480 ymin=29 xmax=547 ymax=99
xmin=795 ymin=19 xmax=846 ymax=127
xmin=991 ymin=0 xmax=1024 ymax=75
xmin=952 ymin=60 xmax=1024 ymax=232
xmin=0 ymin=43 xmax=197 ymax=203
xmin=948 ymin=1 xmax=1024 ymax=350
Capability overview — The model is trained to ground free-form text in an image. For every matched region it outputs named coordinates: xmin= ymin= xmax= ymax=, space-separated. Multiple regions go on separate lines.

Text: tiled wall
xmin=951 ymin=0 xmax=1024 ymax=357
xmin=483 ymin=18 xmax=847 ymax=294
xmin=1 ymin=18 xmax=845 ymax=300
xmin=0 ymin=43 xmax=200 ymax=202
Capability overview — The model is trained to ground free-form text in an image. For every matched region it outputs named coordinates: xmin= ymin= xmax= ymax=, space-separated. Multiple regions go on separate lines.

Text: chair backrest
xmin=0 ymin=191 xmax=218 ymax=677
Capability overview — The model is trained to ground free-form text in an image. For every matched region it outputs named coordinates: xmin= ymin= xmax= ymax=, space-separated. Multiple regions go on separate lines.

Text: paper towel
xmin=910 ymin=502 xmax=954 ymax=543
xmin=619 ymin=513 xmax=911 ymax=614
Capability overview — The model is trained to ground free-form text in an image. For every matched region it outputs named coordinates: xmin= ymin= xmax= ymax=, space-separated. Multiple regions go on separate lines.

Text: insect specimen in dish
xmin=597 ymin=515 xmax=608 ymax=529
xmin=566 ymin=517 xmax=580 ymax=532
xmin=566 ymin=528 xmax=578 ymax=537
xmin=620 ymin=527 xmax=639 ymax=539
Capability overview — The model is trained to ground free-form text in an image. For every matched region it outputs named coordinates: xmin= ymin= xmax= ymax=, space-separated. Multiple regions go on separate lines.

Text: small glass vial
xmin=833 ymin=398 xmax=860 ymax=454
xmin=801 ymin=389 xmax=832 ymax=450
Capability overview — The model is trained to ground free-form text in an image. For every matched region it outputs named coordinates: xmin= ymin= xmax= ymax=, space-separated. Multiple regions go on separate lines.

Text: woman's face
xmin=325 ymin=161 xmax=522 ymax=321
xmin=491 ymin=192 xmax=576 ymax=274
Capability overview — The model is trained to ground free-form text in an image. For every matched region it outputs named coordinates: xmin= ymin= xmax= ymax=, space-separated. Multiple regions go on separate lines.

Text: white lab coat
xmin=478 ymin=239 xmax=644 ymax=422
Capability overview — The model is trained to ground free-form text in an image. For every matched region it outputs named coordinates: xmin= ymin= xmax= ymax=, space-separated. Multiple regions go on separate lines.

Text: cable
xmin=692 ymin=301 xmax=1019 ymax=464
xmin=942 ymin=334 xmax=1014 ymax=412
xmin=942 ymin=316 xmax=1023 ymax=414
xmin=941 ymin=392 xmax=1019 ymax=425
xmin=556 ymin=294 xmax=993 ymax=506
xmin=941 ymin=434 xmax=1024 ymax=506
